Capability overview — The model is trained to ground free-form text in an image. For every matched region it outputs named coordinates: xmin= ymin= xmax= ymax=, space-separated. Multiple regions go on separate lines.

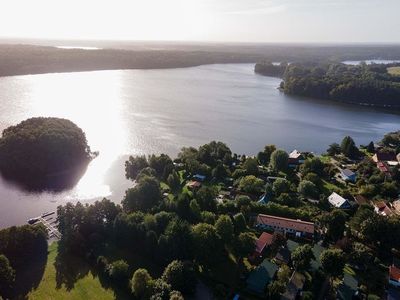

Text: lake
xmin=0 ymin=63 xmax=399 ymax=228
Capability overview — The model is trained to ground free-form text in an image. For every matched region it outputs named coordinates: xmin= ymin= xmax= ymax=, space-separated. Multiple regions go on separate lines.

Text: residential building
xmin=389 ymin=264 xmax=400 ymax=287
xmin=246 ymin=259 xmax=278 ymax=296
xmin=372 ymin=152 xmax=396 ymax=163
xmin=328 ymin=192 xmax=351 ymax=209
xmin=377 ymin=161 xmax=391 ymax=176
xmin=281 ymin=272 xmax=305 ymax=300
xmin=374 ymin=201 xmax=393 ymax=217
xmin=252 ymin=232 xmax=274 ymax=259
xmin=186 ymin=180 xmax=201 ymax=189
xmin=255 ymin=214 xmax=315 ymax=238
xmin=288 ymin=149 xmax=305 ymax=166
xmin=340 ymin=169 xmax=356 ymax=182
xmin=193 ymin=174 xmax=206 ymax=182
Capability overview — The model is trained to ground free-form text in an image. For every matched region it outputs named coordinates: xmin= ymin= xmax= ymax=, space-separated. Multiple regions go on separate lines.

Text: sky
xmin=0 ymin=0 xmax=399 ymax=43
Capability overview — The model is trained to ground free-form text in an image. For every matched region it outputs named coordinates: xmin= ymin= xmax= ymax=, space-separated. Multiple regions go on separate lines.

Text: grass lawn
xmin=388 ymin=66 xmax=400 ymax=76
xmin=28 ymin=243 xmax=118 ymax=300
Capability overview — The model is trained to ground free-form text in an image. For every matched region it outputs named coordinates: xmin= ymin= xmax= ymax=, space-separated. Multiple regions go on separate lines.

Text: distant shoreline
xmin=2 ymin=43 xmax=400 ymax=78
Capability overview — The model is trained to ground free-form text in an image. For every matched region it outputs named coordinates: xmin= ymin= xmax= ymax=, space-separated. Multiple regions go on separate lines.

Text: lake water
xmin=1 ymin=63 xmax=399 ymax=228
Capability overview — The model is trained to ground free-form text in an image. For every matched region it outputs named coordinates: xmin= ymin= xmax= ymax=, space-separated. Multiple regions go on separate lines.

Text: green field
xmin=388 ymin=66 xmax=400 ymax=76
xmin=27 ymin=243 xmax=117 ymax=300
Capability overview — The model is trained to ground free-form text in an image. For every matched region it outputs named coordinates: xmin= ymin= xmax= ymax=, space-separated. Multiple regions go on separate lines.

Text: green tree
xmin=162 ymin=260 xmax=197 ymax=295
xmin=122 ymin=176 xmax=161 ymax=212
xmin=270 ymin=149 xmax=289 ymax=172
xmin=341 ymin=136 xmax=358 ymax=158
xmin=243 ymin=157 xmax=259 ymax=175
xmin=367 ymin=141 xmax=375 ymax=153
xmin=167 ymin=170 xmax=181 ymax=192
xmin=272 ymin=178 xmax=290 ymax=197
xmin=239 ymin=175 xmax=265 ymax=194
xmin=151 ymin=279 xmax=172 ymax=300
xmin=257 ymin=145 xmax=277 ymax=165
xmin=321 ymin=210 xmax=347 ymax=242
xmin=233 ymin=213 xmax=247 ymax=233
xmin=234 ymin=232 xmax=256 ymax=261
xmin=107 ymin=260 xmax=130 ymax=285
xmin=212 ymin=163 xmax=228 ymax=181
xmin=215 ymin=215 xmax=234 ymax=244
xmin=320 ymin=249 xmax=345 ymax=281
xmin=327 ymin=143 xmax=341 ymax=156
xmin=301 ymin=157 xmax=325 ymax=176
xmin=0 ymin=255 xmax=15 ymax=296
xmin=297 ymin=180 xmax=318 ymax=198
xmin=192 ymin=223 xmax=223 ymax=267
xmin=291 ymin=244 xmax=315 ymax=271
xmin=125 ymin=155 xmax=149 ymax=180
xmin=131 ymin=268 xmax=153 ymax=299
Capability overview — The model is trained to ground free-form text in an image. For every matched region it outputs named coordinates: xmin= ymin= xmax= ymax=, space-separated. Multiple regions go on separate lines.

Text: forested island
xmin=0 ymin=117 xmax=93 ymax=190
xmin=1 ymin=132 xmax=400 ymax=299
xmin=255 ymin=61 xmax=400 ymax=108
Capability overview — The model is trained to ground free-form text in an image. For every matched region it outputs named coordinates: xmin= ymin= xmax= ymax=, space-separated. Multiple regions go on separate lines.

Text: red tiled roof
xmin=255 ymin=232 xmax=274 ymax=254
xmin=256 ymin=214 xmax=315 ymax=234
xmin=377 ymin=162 xmax=390 ymax=173
xmin=390 ymin=265 xmax=400 ymax=282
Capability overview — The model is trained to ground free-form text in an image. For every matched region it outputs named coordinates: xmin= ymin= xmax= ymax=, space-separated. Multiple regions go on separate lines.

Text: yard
xmin=27 ymin=243 xmax=119 ymax=300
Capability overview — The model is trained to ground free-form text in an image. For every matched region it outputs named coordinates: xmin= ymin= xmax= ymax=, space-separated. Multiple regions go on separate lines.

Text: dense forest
xmin=255 ymin=61 xmax=400 ymax=108
xmin=0 ymin=117 xmax=92 ymax=190
xmin=1 ymin=43 xmax=400 ymax=77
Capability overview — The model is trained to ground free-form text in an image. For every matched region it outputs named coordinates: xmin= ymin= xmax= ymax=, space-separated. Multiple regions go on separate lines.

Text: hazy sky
xmin=1 ymin=0 xmax=399 ymax=43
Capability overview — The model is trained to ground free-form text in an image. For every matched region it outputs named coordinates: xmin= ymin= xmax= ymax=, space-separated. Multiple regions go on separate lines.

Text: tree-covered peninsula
xmin=0 ymin=117 xmax=93 ymax=189
xmin=255 ymin=61 xmax=400 ymax=108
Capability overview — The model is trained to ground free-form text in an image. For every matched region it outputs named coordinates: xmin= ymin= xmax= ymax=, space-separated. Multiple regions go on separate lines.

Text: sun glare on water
xmin=27 ymin=71 xmax=130 ymax=199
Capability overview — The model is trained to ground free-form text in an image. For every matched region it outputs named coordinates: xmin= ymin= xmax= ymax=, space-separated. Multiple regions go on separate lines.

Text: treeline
xmin=254 ymin=62 xmax=288 ymax=77
xmin=256 ymin=61 xmax=400 ymax=108
xmin=2 ymin=43 xmax=400 ymax=77
xmin=0 ymin=225 xmax=48 ymax=298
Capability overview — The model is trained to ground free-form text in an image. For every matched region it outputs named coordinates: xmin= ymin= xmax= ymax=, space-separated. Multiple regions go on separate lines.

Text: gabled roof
xmin=289 ymin=150 xmax=303 ymax=159
xmin=393 ymin=200 xmax=400 ymax=214
xmin=256 ymin=214 xmax=315 ymax=234
xmin=328 ymin=192 xmax=349 ymax=208
xmin=246 ymin=259 xmax=278 ymax=295
xmin=374 ymin=201 xmax=393 ymax=216
xmin=341 ymin=169 xmax=355 ymax=177
xmin=377 ymin=162 xmax=390 ymax=173
xmin=255 ymin=232 xmax=274 ymax=254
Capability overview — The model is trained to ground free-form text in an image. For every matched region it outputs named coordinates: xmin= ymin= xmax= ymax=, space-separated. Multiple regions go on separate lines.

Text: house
xmin=252 ymin=232 xmax=274 ymax=259
xmin=397 ymin=153 xmax=400 ymax=163
xmin=353 ymin=195 xmax=369 ymax=206
xmin=389 ymin=264 xmax=400 ymax=287
xmin=372 ymin=152 xmax=396 ymax=163
xmin=373 ymin=201 xmax=393 ymax=217
xmin=255 ymin=214 xmax=315 ymax=238
xmin=246 ymin=259 xmax=278 ymax=296
xmin=341 ymin=169 xmax=356 ymax=182
xmin=392 ymin=200 xmax=400 ymax=215
xmin=186 ymin=180 xmax=201 ymax=189
xmin=288 ymin=150 xmax=305 ymax=167
xmin=328 ymin=192 xmax=351 ymax=209
xmin=193 ymin=174 xmax=206 ymax=182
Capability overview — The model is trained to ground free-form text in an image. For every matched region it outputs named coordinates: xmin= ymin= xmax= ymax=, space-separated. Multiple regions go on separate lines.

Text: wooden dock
xmin=28 ymin=212 xmax=61 ymax=239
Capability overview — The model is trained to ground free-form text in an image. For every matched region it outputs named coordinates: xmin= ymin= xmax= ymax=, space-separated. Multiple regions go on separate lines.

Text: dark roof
xmin=246 ymin=259 xmax=278 ymax=295
xmin=337 ymin=273 xmax=358 ymax=300
xmin=375 ymin=152 xmax=396 ymax=161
